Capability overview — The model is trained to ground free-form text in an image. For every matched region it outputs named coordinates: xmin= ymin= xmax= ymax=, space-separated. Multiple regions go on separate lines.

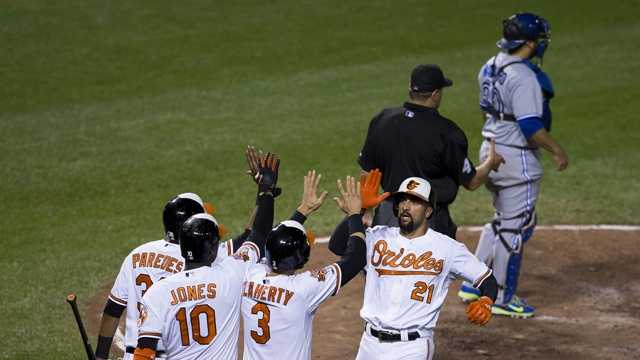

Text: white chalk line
xmin=314 ymin=224 xmax=640 ymax=244
xmin=112 ymin=224 xmax=639 ymax=351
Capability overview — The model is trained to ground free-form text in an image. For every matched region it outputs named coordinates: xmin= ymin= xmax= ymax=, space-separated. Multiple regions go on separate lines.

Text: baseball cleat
xmin=491 ymin=296 xmax=535 ymax=318
xmin=457 ymin=284 xmax=481 ymax=303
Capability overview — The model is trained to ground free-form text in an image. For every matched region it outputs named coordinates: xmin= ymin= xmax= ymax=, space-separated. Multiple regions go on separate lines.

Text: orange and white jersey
xmin=109 ymin=240 xmax=185 ymax=350
xmin=215 ymin=239 xmax=235 ymax=261
xmin=241 ymin=262 xmax=342 ymax=360
xmin=360 ymin=226 xmax=490 ymax=333
xmin=137 ymin=242 xmax=260 ymax=360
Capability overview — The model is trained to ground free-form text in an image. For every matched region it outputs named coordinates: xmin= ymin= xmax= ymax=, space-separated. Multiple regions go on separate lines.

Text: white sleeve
xmin=109 ymin=254 xmax=132 ymax=306
xmin=449 ymin=242 xmax=492 ymax=287
xmin=299 ymin=263 xmax=342 ymax=313
xmin=217 ymin=240 xmax=234 ymax=260
xmin=510 ymin=72 xmax=543 ymax=120
xmin=138 ymin=287 xmax=165 ymax=340
xmin=224 ymin=242 xmax=262 ymax=275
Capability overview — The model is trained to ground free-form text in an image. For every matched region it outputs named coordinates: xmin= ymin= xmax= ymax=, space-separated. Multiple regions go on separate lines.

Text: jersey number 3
xmin=175 ymin=305 xmax=217 ymax=346
xmin=410 ymin=281 xmax=435 ymax=303
xmin=250 ymin=303 xmax=271 ymax=344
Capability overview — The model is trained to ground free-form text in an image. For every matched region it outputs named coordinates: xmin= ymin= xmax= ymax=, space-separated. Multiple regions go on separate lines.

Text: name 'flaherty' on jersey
xmin=361 ymin=226 xmax=490 ymax=333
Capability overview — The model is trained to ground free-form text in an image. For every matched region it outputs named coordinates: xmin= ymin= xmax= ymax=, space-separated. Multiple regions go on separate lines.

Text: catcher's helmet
xmin=497 ymin=12 xmax=550 ymax=58
xmin=266 ymin=220 xmax=310 ymax=272
xmin=163 ymin=193 xmax=206 ymax=243
xmin=179 ymin=213 xmax=221 ymax=263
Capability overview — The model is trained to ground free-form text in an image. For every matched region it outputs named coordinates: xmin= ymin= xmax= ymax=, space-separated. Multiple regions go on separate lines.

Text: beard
xmin=398 ymin=212 xmax=416 ymax=233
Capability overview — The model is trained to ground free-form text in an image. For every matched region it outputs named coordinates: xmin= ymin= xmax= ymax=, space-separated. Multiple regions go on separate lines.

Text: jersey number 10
xmin=175 ymin=305 xmax=217 ymax=346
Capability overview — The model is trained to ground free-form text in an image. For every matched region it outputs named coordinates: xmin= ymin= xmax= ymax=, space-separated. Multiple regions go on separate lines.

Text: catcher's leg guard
xmin=491 ymin=210 xmax=536 ymax=305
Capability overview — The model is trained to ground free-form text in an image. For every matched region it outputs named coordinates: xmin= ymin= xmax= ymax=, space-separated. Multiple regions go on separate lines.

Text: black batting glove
xmin=256 ymin=152 xmax=280 ymax=194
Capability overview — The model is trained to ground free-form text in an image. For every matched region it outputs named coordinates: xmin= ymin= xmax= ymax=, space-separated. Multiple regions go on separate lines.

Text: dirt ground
xmin=88 ymin=229 xmax=640 ymax=359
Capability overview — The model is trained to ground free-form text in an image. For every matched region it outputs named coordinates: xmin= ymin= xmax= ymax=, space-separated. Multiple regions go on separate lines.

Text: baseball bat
xmin=66 ymin=293 xmax=97 ymax=360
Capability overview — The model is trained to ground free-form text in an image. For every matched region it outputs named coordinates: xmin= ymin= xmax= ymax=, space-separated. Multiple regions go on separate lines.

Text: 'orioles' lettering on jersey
xmin=370 ymin=239 xmax=444 ymax=275
xmin=241 ymin=262 xmax=342 ymax=360
xmin=138 ymin=243 xmax=260 ymax=360
xmin=109 ymin=240 xmax=185 ymax=351
xmin=242 ymin=281 xmax=295 ymax=306
xmin=361 ymin=226 xmax=490 ymax=333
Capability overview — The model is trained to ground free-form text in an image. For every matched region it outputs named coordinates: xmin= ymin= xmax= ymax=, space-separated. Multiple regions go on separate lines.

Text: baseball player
xmin=95 ymin=146 xmax=269 ymax=360
xmin=241 ymin=171 xmax=367 ymax=360
xmin=330 ymin=176 xmax=498 ymax=360
xmin=458 ymin=12 xmax=569 ymax=318
xmin=132 ymin=153 xmax=280 ymax=360
xmin=95 ymin=192 xmax=210 ymax=360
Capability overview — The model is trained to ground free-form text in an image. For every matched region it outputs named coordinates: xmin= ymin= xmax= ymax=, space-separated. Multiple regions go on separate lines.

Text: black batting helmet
xmin=163 ymin=193 xmax=206 ymax=243
xmin=266 ymin=221 xmax=310 ymax=272
xmin=179 ymin=213 xmax=221 ymax=263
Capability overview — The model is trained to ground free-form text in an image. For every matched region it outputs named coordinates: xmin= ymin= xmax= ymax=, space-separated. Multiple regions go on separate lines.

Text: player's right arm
xmin=240 ymin=152 xmax=279 ymax=256
xmin=133 ymin=285 xmax=165 ymax=360
xmin=95 ymin=254 xmax=131 ymax=359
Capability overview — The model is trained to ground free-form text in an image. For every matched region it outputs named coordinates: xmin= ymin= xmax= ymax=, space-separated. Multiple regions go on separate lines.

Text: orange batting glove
xmin=133 ymin=347 xmax=156 ymax=360
xmin=466 ymin=296 xmax=493 ymax=326
xmin=360 ymin=169 xmax=390 ymax=209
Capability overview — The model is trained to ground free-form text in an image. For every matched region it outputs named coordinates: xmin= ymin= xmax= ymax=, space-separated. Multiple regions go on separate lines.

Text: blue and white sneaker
xmin=457 ymin=284 xmax=481 ymax=303
xmin=491 ymin=296 xmax=535 ymax=318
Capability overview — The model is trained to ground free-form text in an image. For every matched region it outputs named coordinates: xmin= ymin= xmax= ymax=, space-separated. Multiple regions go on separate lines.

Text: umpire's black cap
xmin=410 ymin=64 xmax=453 ymax=93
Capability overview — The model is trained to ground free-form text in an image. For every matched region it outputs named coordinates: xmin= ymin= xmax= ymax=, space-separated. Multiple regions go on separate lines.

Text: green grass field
xmin=1 ymin=0 xmax=639 ymax=358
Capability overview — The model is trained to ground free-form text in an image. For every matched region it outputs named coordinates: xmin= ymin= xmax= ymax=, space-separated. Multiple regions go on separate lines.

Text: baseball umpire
xmin=358 ymin=64 xmax=504 ymax=239
xmin=458 ymin=12 xmax=569 ymax=318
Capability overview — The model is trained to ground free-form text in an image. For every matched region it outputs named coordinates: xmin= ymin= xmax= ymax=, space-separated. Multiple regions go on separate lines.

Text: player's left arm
xmin=466 ymin=272 xmax=497 ymax=326
xmin=450 ymin=242 xmax=497 ymax=325
xmin=333 ymin=175 xmax=367 ymax=287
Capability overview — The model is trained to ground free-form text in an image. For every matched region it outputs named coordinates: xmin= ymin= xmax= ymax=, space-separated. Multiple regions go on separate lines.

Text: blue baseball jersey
xmin=478 ymin=52 xmax=544 ymax=148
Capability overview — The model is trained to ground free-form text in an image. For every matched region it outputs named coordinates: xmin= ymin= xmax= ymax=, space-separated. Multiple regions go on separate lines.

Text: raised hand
xmin=360 ymin=169 xmax=390 ymax=209
xmin=298 ymin=170 xmax=329 ymax=216
xmin=257 ymin=152 xmax=280 ymax=194
xmin=245 ymin=145 xmax=263 ymax=183
xmin=333 ymin=176 xmax=362 ymax=216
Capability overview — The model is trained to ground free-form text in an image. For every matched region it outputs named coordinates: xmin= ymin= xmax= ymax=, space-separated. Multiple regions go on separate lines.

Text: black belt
xmin=367 ymin=326 xmax=421 ymax=342
xmin=483 ymin=107 xmax=516 ymax=122
xmin=126 ymin=346 xmax=166 ymax=355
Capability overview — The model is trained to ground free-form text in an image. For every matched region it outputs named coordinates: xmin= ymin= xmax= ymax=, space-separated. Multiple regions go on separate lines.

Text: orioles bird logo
xmin=407 ymin=180 xmax=420 ymax=190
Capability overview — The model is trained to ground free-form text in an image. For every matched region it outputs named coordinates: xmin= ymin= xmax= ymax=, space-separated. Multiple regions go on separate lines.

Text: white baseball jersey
xmin=360 ymin=226 xmax=491 ymax=332
xmin=109 ymin=240 xmax=185 ymax=350
xmin=479 ymin=52 xmax=543 ymax=148
xmin=137 ymin=242 xmax=260 ymax=360
xmin=241 ymin=262 xmax=342 ymax=360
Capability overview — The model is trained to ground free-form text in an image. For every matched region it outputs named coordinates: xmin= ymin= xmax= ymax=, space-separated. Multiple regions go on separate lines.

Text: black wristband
xmin=95 ymin=336 xmax=113 ymax=358
xmin=289 ymin=210 xmax=308 ymax=224
xmin=103 ymin=299 xmax=126 ymax=318
xmin=347 ymin=213 xmax=365 ymax=235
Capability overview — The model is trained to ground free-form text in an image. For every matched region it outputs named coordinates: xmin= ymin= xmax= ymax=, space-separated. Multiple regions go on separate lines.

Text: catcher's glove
xmin=466 ymin=296 xmax=493 ymax=326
